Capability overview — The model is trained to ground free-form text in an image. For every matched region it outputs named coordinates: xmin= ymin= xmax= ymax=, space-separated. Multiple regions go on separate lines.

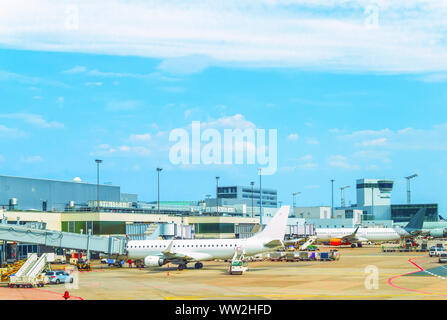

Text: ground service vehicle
xmin=46 ymin=271 xmax=73 ymax=284
xmin=439 ymin=253 xmax=447 ymax=263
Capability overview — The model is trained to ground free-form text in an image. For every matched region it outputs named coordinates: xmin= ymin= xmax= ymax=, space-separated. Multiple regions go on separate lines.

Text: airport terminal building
xmin=0 ymin=175 xmax=121 ymax=212
xmin=335 ymin=178 xmax=439 ymax=223
xmin=217 ymin=185 xmax=278 ymax=208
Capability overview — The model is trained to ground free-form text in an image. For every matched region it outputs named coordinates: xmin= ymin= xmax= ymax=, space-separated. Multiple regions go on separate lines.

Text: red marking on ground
xmin=387 ymin=257 xmax=447 ymax=296
xmin=30 ymin=287 xmax=84 ymax=300
xmin=0 ymin=286 xmax=83 ymax=300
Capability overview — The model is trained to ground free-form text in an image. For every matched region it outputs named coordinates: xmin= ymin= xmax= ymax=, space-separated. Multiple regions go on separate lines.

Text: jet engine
xmin=144 ymin=256 xmax=166 ymax=267
xmin=330 ymin=239 xmax=343 ymax=246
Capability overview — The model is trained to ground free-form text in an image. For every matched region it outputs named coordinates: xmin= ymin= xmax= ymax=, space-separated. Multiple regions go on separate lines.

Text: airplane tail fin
xmin=252 ymin=206 xmax=290 ymax=241
xmin=404 ymin=208 xmax=426 ymax=231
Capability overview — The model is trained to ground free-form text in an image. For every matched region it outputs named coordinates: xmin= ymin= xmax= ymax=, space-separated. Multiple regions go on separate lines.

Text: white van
xmin=429 ymin=247 xmax=446 ymax=257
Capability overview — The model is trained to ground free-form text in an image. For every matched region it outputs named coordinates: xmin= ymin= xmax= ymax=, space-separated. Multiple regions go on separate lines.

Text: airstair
xmin=13 ymin=253 xmax=38 ymax=278
xmin=228 ymin=247 xmax=248 ymax=275
xmin=300 ymin=236 xmax=317 ymax=251
xmin=9 ymin=253 xmax=52 ymax=288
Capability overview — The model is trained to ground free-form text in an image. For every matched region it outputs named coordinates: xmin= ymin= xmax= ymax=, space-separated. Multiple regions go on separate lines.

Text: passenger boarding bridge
xmin=0 ymin=220 xmax=127 ymax=259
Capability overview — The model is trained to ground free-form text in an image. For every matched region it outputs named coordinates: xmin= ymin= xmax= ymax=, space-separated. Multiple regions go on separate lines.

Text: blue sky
xmin=0 ymin=0 xmax=446 ymax=213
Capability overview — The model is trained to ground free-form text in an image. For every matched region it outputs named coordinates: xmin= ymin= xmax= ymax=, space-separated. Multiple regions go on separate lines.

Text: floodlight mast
xmin=405 ymin=174 xmax=418 ymax=204
xmin=340 ymin=186 xmax=350 ymax=208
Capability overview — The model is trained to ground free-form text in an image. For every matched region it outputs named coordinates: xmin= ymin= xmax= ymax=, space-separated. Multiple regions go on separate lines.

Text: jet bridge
xmin=0 ymin=223 xmax=127 ymax=255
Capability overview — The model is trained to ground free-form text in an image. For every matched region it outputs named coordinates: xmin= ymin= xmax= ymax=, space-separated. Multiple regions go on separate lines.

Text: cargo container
xmin=269 ymin=252 xmax=284 ymax=261
xmin=319 ymin=252 xmax=330 ymax=261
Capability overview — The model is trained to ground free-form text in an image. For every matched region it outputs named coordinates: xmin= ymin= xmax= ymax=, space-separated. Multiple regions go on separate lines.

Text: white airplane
xmin=126 ymin=206 xmax=290 ymax=270
xmin=315 ymin=208 xmax=426 ymax=248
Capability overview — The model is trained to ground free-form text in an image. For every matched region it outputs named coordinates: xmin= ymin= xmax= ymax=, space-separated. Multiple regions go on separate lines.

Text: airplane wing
xmin=283 ymin=238 xmax=305 ymax=247
xmin=341 ymin=226 xmax=361 ymax=243
xmin=264 ymin=239 xmax=285 ymax=248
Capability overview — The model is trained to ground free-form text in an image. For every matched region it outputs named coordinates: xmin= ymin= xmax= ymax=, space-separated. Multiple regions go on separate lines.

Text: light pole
xmin=156 ymin=168 xmax=163 ymax=214
xmin=258 ymin=168 xmax=263 ymax=225
xmin=216 ymin=177 xmax=220 ymax=214
xmin=250 ymin=181 xmax=255 ymax=218
xmin=405 ymin=174 xmax=418 ymax=204
xmin=95 ymin=159 xmax=103 ymax=212
xmin=340 ymin=186 xmax=350 ymax=208
xmin=330 ymin=179 xmax=335 ymax=218
xmin=371 ymin=184 xmax=374 ymax=218
xmin=292 ymin=192 xmax=301 ymax=212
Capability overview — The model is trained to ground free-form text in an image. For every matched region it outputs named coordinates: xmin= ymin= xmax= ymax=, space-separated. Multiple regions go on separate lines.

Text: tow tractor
xmin=228 ymin=247 xmax=248 ymax=275
xmin=76 ymin=259 xmax=91 ymax=271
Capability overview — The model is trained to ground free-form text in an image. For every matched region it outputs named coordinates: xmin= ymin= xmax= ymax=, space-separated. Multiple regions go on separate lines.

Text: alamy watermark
xmin=169 ymin=121 xmax=278 ymax=175
xmin=364 ymin=265 xmax=379 ymax=290
xmin=65 ymin=267 xmax=80 ymax=290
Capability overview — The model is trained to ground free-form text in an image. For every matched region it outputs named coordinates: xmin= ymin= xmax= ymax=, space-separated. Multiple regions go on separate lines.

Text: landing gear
xmin=351 ymin=243 xmax=357 ymax=248
xmin=194 ymin=262 xmax=204 ymax=269
xmin=357 ymin=243 xmax=363 ymax=248
xmin=177 ymin=263 xmax=187 ymax=271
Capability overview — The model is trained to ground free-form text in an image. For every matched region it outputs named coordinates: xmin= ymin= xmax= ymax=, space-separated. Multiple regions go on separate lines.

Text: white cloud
xmin=20 ymin=155 xmax=43 ymax=163
xmin=342 ymin=129 xmax=392 ymax=140
xmin=2 ymin=0 xmax=447 ymax=73
xmin=157 ymin=55 xmax=212 ymax=75
xmin=106 ymin=100 xmax=141 ymax=111
xmin=287 ymin=133 xmax=299 ymax=141
xmin=356 ymin=137 xmax=388 ymax=147
xmin=200 ymin=114 xmax=256 ymax=130
xmin=96 ymin=145 xmax=151 ymax=157
xmin=62 ymin=65 xmax=87 ymax=74
xmin=299 ymin=154 xmax=313 ymax=161
xmin=352 ymin=150 xmax=391 ymax=163
xmin=329 ymin=128 xmax=341 ymax=134
xmin=279 ymin=166 xmax=296 ymax=173
xmin=417 ymin=73 xmax=447 ymax=83
xmin=85 ymin=82 xmax=103 ymax=86
xmin=328 ymin=155 xmax=360 ymax=170
xmin=0 ymin=70 xmax=68 ymax=87
xmin=306 ymin=138 xmax=320 ymax=145
xmin=339 ymin=124 xmax=447 ymax=151
xmin=299 ymin=162 xmax=318 ymax=169
xmin=0 ymin=125 xmax=26 ymax=138
xmin=0 ymin=113 xmax=64 ymax=129
xmin=129 ymin=133 xmax=151 ymax=142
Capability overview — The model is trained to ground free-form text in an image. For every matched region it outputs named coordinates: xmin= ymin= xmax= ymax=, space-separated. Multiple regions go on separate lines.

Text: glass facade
xmin=194 ymin=223 xmax=235 ymax=234
xmin=0 ymin=175 xmax=120 ymax=211
xmin=391 ymin=204 xmax=438 ymax=223
xmin=62 ymin=221 xmax=126 ymax=235
xmin=218 ymin=185 xmax=278 ymax=207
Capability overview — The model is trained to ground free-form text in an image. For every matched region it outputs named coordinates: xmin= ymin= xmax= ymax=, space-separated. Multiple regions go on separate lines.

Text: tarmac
xmin=0 ymin=246 xmax=446 ymax=300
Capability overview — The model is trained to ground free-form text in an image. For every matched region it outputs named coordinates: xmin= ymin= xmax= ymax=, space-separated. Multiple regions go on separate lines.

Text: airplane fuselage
xmin=127 ymin=238 xmax=272 ymax=262
xmin=316 ymin=227 xmax=406 ymax=242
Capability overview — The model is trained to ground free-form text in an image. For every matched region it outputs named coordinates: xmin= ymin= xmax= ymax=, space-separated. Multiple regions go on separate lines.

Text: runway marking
xmin=387 ymin=257 xmax=447 ymax=297
xmin=165 ymin=292 xmax=442 ymax=300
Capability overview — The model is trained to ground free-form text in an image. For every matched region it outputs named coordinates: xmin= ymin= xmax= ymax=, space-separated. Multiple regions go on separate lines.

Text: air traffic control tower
xmin=356 ymin=179 xmax=394 ymax=220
